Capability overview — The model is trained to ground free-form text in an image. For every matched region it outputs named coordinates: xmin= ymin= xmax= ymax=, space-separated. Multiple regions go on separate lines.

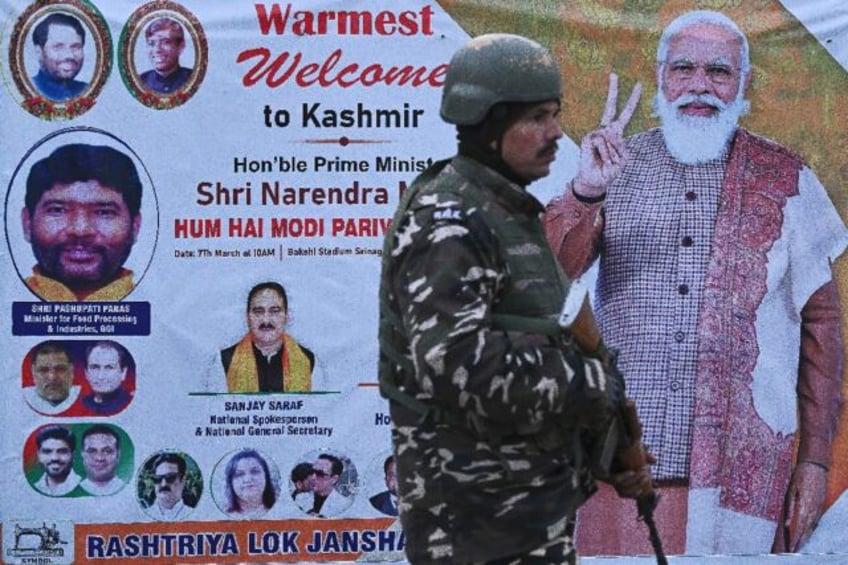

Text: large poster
xmin=1 ymin=1 xmax=846 ymax=564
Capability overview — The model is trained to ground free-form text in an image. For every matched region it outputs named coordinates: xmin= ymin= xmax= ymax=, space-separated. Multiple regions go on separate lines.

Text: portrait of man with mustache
xmin=139 ymin=16 xmax=192 ymax=95
xmin=21 ymin=143 xmax=143 ymax=302
xmin=141 ymin=452 xmax=197 ymax=521
xmin=219 ymin=281 xmax=315 ymax=392
xmin=30 ymin=12 xmax=88 ymax=101
xmin=23 ymin=340 xmax=80 ymax=416
xmin=378 ymin=33 xmax=650 ymax=564
xmin=545 ymin=9 xmax=848 ymax=556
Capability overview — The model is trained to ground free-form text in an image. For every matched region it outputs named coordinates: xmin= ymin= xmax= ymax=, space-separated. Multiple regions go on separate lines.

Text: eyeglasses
xmin=152 ymin=472 xmax=181 ymax=484
xmin=662 ymin=60 xmax=739 ymax=85
xmin=312 ymin=468 xmax=329 ymax=478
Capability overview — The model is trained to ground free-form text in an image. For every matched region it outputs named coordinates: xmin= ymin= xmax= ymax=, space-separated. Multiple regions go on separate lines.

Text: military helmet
xmin=440 ymin=33 xmax=562 ymax=126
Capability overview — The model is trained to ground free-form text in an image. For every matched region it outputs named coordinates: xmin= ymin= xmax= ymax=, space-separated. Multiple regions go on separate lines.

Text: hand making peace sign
xmin=573 ymin=73 xmax=642 ymax=199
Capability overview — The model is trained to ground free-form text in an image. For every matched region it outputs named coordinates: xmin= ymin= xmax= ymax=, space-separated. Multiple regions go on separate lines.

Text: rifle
xmin=615 ymin=400 xmax=668 ymax=565
xmin=560 ymin=280 xmax=668 ymax=565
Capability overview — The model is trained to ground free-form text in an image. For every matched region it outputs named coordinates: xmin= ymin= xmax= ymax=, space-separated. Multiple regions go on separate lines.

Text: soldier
xmin=379 ymin=34 xmax=650 ymax=564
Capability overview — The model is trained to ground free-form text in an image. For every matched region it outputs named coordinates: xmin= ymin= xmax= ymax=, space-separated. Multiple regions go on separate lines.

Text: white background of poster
xmin=1 ymin=0 xmax=845 ymax=563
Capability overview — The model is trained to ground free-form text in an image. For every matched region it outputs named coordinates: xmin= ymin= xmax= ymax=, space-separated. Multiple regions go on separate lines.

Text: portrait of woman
xmin=221 ymin=448 xmax=277 ymax=518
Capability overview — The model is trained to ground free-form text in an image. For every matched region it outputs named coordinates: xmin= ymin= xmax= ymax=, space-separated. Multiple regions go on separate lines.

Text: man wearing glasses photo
xmin=143 ymin=452 xmax=195 ymax=521
xmin=296 ymin=453 xmax=351 ymax=518
xmin=546 ymin=9 xmax=847 ymax=556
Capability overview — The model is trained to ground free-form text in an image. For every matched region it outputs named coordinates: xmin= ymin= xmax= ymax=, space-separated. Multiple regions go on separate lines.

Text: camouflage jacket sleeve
xmin=389 ymin=191 xmax=589 ymax=431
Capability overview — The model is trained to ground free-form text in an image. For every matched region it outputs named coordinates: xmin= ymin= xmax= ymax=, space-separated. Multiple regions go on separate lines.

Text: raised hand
xmin=574 ymin=73 xmax=642 ymax=198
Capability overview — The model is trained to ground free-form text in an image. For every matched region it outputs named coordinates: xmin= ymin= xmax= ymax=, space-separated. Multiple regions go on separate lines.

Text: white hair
xmin=652 ymin=10 xmax=752 ymax=164
xmin=653 ymin=91 xmax=749 ymax=164
xmin=657 ymin=10 xmax=750 ymax=75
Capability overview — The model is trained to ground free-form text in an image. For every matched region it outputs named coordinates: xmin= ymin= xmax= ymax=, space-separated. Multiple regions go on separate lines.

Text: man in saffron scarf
xmin=220 ymin=281 xmax=315 ymax=392
xmin=545 ymin=10 xmax=848 ymax=556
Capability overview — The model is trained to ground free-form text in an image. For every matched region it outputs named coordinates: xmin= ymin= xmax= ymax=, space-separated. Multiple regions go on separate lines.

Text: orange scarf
xmin=25 ymin=268 xmax=134 ymax=301
xmin=226 ymin=333 xmax=312 ymax=392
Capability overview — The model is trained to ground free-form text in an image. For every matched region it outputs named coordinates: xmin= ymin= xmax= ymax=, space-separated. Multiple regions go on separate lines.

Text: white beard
xmin=654 ymin=92 xmax=750 ymax=165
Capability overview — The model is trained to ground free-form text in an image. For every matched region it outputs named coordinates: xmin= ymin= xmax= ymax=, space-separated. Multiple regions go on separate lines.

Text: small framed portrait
xmin=21 ymin=340 xmax=82 ymax=416
xmin=211 ymin=280 xmax=319 ymax=393
xmin=211 ymin=448 xmax=281 ymax=519
xmin=137 ymin=450 xmax=203 ymax=521
xmin=6 ymin=0 xmax=112 ymax=119
xmin=291 ymin=449 xmax=359 ymax=518
xmin=23 ymin=422 xmax=134 ymax=498
xmin=119 ymin=0 xmax=208 ymax=110
xmin=5 ymin=127 xmax=159 ymax=303
xmin=77 ymin=340 xmax=137 ymax=416
xmin=363 ymin=450 xmax=399 ymax=517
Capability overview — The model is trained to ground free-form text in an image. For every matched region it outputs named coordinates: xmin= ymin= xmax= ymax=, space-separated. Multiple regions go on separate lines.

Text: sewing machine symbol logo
xmin=5 ymin=521 xmax=73 ymax=564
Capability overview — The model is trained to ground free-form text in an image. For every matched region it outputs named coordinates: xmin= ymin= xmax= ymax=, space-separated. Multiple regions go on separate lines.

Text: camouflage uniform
xmin=380 ymin=155 xmax=613 ymax=564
